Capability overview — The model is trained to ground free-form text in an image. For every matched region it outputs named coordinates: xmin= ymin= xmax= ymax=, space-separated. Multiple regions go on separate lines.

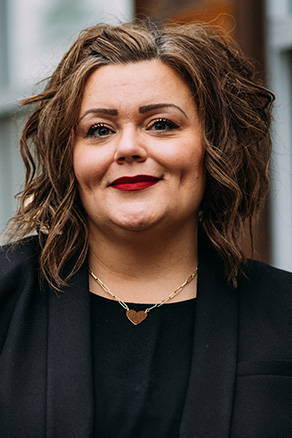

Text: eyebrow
xmin=139 ymin=103 xmax=188 ymax=119
xmin=79 ymin=108 xmax=118 ymax=121
xmin=79 ymin=103 xmax=188 ymax=122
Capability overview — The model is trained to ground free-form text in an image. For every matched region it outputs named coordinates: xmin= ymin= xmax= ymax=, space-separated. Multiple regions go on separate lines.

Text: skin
xmin=73 ymin=60 xmax=206 ymax=303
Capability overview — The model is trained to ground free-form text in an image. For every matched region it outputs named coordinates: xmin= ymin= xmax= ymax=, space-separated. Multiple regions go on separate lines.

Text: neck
xmin=88 ymin=221 xmax=199 ymax=304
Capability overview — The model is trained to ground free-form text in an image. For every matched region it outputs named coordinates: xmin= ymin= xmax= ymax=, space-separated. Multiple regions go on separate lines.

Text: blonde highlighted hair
xmin=6 ymin=20 xmax=274 ymax=288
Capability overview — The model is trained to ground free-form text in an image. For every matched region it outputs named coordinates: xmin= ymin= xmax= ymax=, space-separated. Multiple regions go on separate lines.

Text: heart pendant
xmin=126 ymin=309 xmax=148 ymax=325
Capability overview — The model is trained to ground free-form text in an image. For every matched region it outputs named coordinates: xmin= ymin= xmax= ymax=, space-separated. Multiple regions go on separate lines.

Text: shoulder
xmin=243 ymin=259 xmax=292 ymax=294
xmin=0 ymin=235 xmax=41 ymax=309
xmin=0 ymin=235 xmax=41 ymax=281
xmin=238 ymin=259 xmax=292 ymax=308
xmin=239 ymin=259 xmax=292 ymax=326
xmin=237 ymin=260 xmax=292 ymax=360
xmin=0 ymin=235 xmax=42 ymax=352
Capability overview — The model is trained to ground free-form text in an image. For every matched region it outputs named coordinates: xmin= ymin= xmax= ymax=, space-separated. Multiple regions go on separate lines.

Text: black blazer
xmin=1 ymin=236 xmax=292 ymax=438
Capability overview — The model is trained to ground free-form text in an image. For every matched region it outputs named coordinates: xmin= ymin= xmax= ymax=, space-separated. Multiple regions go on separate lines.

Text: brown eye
xmin=149 ymin=118 xmax=179 ymax=132
xmin=86 ymin=124 xmax=114 ymax=138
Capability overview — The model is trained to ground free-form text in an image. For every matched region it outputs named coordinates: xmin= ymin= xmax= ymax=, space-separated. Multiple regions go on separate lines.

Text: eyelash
xmin=85 ymin=123 xmax=113 ymax=138
xmin=84 ymin=118 xmax=179 ymax=139
xmin=149 ymin=118 xmax=179 ymax=131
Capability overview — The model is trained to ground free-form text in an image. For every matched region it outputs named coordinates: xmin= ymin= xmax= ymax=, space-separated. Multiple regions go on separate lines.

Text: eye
xmin=85 ymin=123 xmax=115 ymax=139
xmin=148 ymin=118 xmax=179 ymax=132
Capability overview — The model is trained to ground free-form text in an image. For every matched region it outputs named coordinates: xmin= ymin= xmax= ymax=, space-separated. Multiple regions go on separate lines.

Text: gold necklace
xmin=89 ymin=267 xmax=198 ymax=325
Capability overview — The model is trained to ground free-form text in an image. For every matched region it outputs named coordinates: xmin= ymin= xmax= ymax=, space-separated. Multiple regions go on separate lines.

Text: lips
xmin=110 ymin=175 xmax=160 ymax=191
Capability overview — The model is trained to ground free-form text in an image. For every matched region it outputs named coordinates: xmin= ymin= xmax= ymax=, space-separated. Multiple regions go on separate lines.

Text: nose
xmin=114 ymin=128 xmax=147 ymax=164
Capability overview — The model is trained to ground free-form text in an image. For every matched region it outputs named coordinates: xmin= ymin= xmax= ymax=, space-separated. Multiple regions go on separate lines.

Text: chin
xmin=116 ymin=220 xmax=158 ymax=232
xmin=113 ymin=212 xmax=162 ymax=232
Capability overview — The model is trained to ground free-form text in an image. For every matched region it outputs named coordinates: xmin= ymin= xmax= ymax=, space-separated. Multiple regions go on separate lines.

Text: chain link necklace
xmin=89 ymin=267 xmax=198 ymax=325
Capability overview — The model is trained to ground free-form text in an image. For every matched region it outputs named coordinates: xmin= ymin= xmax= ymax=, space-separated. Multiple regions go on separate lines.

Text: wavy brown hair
xmin=6 ymin=20 xmax=274 ymax=288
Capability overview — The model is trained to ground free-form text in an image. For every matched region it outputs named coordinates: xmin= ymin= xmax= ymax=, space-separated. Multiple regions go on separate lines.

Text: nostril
xmin=116 ymin=153 xmax=146 ymax=163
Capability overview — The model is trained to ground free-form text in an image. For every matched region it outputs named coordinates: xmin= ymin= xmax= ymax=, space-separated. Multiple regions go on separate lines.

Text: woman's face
xmin=73 ymin=60 xmax=205 ymax=237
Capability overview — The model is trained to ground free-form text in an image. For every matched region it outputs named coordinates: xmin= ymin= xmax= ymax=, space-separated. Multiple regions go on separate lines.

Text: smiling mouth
xmin=110 ymin=175 xmax=161 ymax=191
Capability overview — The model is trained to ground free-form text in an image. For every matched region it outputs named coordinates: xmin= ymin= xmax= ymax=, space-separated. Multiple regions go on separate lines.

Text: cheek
xmin=73 ymin=146 xmax=106 ymax=189
xmin=193 ymin=150 xmax=206 ymax=189
xmin=194 ymin=150 xmax=206 ymax=178
xmin=176 ymin=144 xmax=205 ymax=180
xmin=180 ymin=147 xmax=206 ymax=203
xmin=73 ymin=145 xmax=86 ymax=183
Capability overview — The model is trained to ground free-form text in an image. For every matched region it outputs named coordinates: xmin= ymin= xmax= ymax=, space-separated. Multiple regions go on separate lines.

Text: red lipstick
xmin=110 ymin=175 xmax=160 ymax=191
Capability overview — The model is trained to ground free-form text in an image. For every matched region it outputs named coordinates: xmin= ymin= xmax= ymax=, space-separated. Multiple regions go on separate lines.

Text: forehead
xmin=80 ymin=60 xmax=194 ymax=111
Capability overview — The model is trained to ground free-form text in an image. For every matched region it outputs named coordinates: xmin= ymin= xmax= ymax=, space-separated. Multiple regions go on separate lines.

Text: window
xmin=267 ymin=0 xmax=292 ymax=271
xmin=0 ymin=0 xmax=133 ymax=235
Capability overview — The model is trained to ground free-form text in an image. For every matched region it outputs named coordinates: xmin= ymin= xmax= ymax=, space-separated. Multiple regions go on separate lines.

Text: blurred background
xmin=0 ymin=0 xmax=291 ymax=271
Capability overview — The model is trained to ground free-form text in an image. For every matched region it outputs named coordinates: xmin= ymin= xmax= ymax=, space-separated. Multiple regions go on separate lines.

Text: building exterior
xmin=0 ymin=0 xmax=291 ymax=272
xmin=137 ymin=0 xmax=292 ymax=271
xmin=0 ymin=0 xmax=133 ymax=235
xmin=266 ymin=0 xmax=292 ymax=271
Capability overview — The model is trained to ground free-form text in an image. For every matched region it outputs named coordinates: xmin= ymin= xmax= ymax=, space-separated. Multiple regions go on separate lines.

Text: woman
xmin=1 ymin=21 xmax=292 ymax=438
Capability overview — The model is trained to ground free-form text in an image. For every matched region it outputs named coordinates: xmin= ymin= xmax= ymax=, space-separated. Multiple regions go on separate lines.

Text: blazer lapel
xmin=45 ymin=240 xmax=238 ymax=437
xmin=180 ymin=242 xmax=239 ymax=438
xmin=46 ymin=256 xmax=94 ymax=438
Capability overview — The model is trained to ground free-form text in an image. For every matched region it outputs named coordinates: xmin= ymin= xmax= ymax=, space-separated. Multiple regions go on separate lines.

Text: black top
xmin=2 ymin=236 xmax=292 ymax=437
xmin=90 ymin=293 xmax=196 ymax=438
